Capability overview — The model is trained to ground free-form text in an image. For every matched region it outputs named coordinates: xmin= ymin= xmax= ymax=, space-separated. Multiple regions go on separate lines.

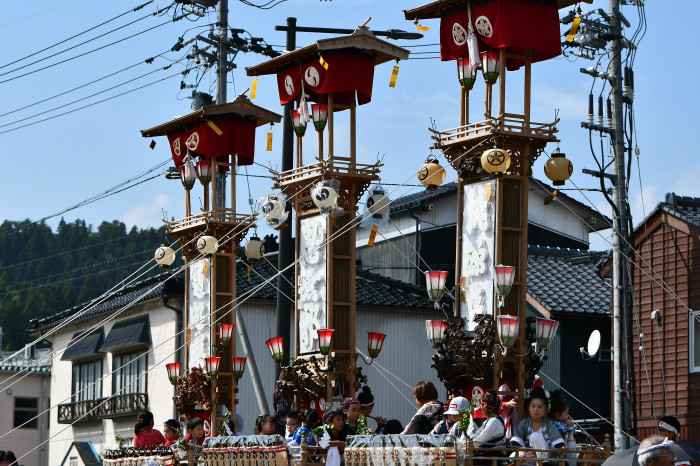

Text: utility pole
xmin=215 ymin=0 xmax=228 ymax=209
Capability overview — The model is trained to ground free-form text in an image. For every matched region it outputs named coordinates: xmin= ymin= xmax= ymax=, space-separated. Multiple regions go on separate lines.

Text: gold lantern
xmin=480 ymin=145 xmax=511 ymax=177
xmin=544 ymin=151 xmax=573 ymax=186
xmin=417 ymin=159 xmax=446 ymax=193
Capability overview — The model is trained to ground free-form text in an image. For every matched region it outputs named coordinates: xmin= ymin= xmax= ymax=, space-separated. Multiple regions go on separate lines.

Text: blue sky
xmin=1 ymin=0 xmax=696 ymax=252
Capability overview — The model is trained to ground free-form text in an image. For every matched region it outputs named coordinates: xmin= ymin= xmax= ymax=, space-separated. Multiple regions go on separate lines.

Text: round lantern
xmin=265 ymin=337 xmax=284 ymax=363
xmin=218 ymin=323 xmax=234 ymax=344
xmin=204 ymin=356 xmax=220 ymax=377
xmin=425 ymin=271 xmax=448 ymax=306
xmin=291 ymin=109 xmax=307 ymax=137
xmin=481 ymin=50 xmax=500 ymax=85
xmin=232 ymin=357 xmax=247 ymax=379
xmin=311 ymin=180 xmax=339 ymax=216
xmin=417 ymin=159 xmax=446 ymax=193
xmin=481 ymin=145 xmax=511 ymax=176
xmin=544 ymin=151 xmax=573 ymax=186
xmin=457 ymin=58 xmax=477 ymax=90
xmin=494 ymin=264 xmax=516 ymax=308
xmin=496 ymin=315 xmax=520 ymax=351
xmin=425 ymin=320 xmax=447 ymax=349
xmin=196 ymin=158 xmax=213 ymax=185
xmin=317 ymin=329 xmax=334 ymax=356
xmin=311 ymin=104 xmax=328 ymax=131
xmin=154 ymin=245 xmax=176 ymax=267
xmin=165 ymin=362 xmax=181 ymax=385
xmin=196 ymin=234 xmax=219 ymax=256
xmin=244 ymin=236 xmax=265 ymax=261
xmin=367 ymin=332 xmax=387 ymax=359
xmin=535 ymin=317 xmax=560 ymax=351
xmin=366 ymin=186 xmax=390 ymax=219
xmin=261 ymin=194 xmax=288 ymax=227
xmin=179 ymin=164 xmax=196 ymax=190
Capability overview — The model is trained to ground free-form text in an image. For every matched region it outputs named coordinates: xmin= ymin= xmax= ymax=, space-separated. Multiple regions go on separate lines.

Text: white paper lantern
xmin=196 ymin=234 xmax=219 ymax=255
xmin=311 ymin=180 xmax=340 ymax=216
xmin=260 ymin=194 xmax=289 ymax=227
xmin=154 ymin=245 xmax=176 ymax=266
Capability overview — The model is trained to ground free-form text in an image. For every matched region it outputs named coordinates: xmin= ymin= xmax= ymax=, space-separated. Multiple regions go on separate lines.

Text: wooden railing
xmin=274 ymin=158 xmax=381 ymax=186
xmin=166 ymin=210 xmax=256 ymax=233
xmin=57 ymin=393 xmax=148 ymax=424
xmin=431 ymin=113 xmax=559 ymax=147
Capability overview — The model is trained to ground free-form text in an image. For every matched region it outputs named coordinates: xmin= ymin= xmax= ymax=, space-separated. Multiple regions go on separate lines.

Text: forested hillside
xmin=0 ymin=219 xmax=173 ymax=350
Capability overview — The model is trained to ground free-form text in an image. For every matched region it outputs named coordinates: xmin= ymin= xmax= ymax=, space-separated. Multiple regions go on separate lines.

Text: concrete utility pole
xmin=215 ymin=0 xmax=228 ymax=209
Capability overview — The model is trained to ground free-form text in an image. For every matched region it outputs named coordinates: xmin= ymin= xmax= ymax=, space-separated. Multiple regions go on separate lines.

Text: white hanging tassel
xmin=467 ymin=1 xmax=482 ymax=72
xmin=183 ymin=150 xmax=196 ymax=181
xmin=298 ymin=77 xmax=311 ymax=124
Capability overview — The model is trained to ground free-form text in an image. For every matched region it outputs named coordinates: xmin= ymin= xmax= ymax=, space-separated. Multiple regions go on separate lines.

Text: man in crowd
xmin=637 ymin=435 xmax=676 ymax=466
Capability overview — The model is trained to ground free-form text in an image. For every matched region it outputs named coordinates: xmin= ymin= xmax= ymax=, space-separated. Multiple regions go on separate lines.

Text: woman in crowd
xmin=133 ymin=411 xmax=165 ymax=448
xmin=402 ymin=381 xmax=444 ymax=434
xmin=357 ymin=385 xmax=387 ymax=433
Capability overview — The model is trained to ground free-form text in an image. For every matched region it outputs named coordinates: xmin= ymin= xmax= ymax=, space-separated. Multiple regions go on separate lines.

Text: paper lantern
xmin=196 ymin=234 xmax=219 ymax=256
xmin=425 ymin=320 xmax=447 ymax=348
xmin=179 ymin=164 xmax=196 ymax=190
xmin=196 ymin=158 xmax=213 ymax=185
xmin=232 ymin=357 xmax=247 ymax=379
xmin=265 ymin=337 xmax=284 ymax=363
xmin=494 ymin=264 xmax=516 ymax=308
xmin=204 ymin=356 xmax=220 ymax=377
xmin=425 ymin=271 xmax=448 ymax=303
xmin=367 ymin=332 xmax=386 ymax=359
xmin=165 ymin=363 xmax=181 ymax=385
xmin=366 ymin=186 xmax=390 ymax=218
xmin=311 ymin=180 xmax=339 ymax=216
xmin=457 ymin=58 xmax=477 ymax=90
xmin=317 ymin=329 xmax=334 ymax=356
xmin=417 ymin=159 xmax=446 ymax=193
xmin=481 ymin=50 xmax=500 ymax=85
xmin=218 ymin=323 xmax=234 ymax=344
xmin=535 ymin=317 xmax=559 ymax=350
xmin=261 ymin=194 xmax=288 ymax=227
xmin=244 ymin=236 xmax=265 ymax=260
xmin=544 ymin=151 xmax=573 ymax=186
xmin=291 ymin=109 xmax=307 ymax=137
xmin=496 ymin=315 xmax=520 ymax=350
xmin=481 ymin=146 xmax=511 ymax=176
xmin=154 ymin=245 xmax=176 ymax=267
xmin=311 ymin=104 xmax=328 ymax=131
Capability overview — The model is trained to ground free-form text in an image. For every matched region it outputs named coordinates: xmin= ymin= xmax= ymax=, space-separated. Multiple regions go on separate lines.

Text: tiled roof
xmin=632 ymin=192 xmax=700 ymax=236
xmin=389 ymin=182 xmax=457 ymax=215
xmin=526 ymin=245 xmax=611 ymax=315
xmin=0 ymin=350 xmax=51 ymax=373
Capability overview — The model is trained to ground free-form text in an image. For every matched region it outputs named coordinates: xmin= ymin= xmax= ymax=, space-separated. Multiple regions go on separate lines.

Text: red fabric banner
xmin=275 ymin=53 xmax=375 ymax=106
xmin=166 ymin=119 xmax=256 ymax=167
xmin=440 ymin=0 xmax=561 ymax=69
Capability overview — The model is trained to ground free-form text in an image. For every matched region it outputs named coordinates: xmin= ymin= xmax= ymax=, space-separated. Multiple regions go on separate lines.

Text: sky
xmin=1 ymin=0 xmax=697 ymax=253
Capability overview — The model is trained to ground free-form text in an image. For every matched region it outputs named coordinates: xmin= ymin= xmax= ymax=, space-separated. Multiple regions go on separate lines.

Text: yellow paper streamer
xmin=251 ymin=78 xmax=258 ymax=99
xmin=566 ymin=17 xmax=581 ymax=43
xmin=416 ymin=23 xmax=430 ymax=31
xmin=319 ymin=56 xmax=329 ymax=70
xmin=267 ymin=132 xmax=273 ymax=151
xmin=368 ymin=224 xmax=378 ymax=246
xmin=485 ymin=183 xmax=492 ymax=202
xmin=207 ymin=121 xmax=223 ymax=136
xmin=389 ymin=66 xmax=399 ymax=88
xmin=247 ymin=264 xmax=254 ymax=282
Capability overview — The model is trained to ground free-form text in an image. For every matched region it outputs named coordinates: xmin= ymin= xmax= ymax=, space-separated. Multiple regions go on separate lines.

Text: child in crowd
xmin=460 ymin=390 xmax=506 ymax=446
xmin=162 ymin=419 xmax=181 ymax=447
xmin=285 ymin=411 xmax=302 ymax=441
xmin=290 ymin=409 xmax=321 ymax=446
xmin=357 ymin=385 xmax=387 ymax=433
xmin=431 ymin=396 xmax=468 ymax=435
xmin=549 ymin=390 xmax=576 ymax=449
xmin=255 ymin=414 xmax=277 ymax=435
xmin=342 ymin=397 xmax=363 ymax=435
xmin=324 ymin=408 xmax=353 ymax=452
xmin=184 ymin=417 xmax=206 ymax=446
xmin=510 ymin=387 xmax=565 ymax=462
xmin=498 ymin=364 xmax=518 ymax=438
xmin=383 ymin=419 xmax=404 ymax=435
xmin=133 ymin=411 xmax=166 ymax=448
xmin=657 ymin=416 xmax=681 ymax=441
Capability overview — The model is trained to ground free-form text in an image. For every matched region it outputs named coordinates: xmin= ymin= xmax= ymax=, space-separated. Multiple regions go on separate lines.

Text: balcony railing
xmin=57 ymin=393 xmax=148 ymax=424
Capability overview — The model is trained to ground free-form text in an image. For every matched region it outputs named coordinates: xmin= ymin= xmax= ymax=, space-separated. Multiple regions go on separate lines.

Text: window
xmin=692 ymin=312 xmax=700 ymax=372
xmin=14 ymin=397 xmax=38 ymax=428
xmin=112 ymin=350 xmax=147 ymax=395
xmin=72 ymin=359 xmax=102 ymax=402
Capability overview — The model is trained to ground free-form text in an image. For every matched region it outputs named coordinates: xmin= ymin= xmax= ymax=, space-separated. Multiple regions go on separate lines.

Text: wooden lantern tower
xmin=247 ymin=25 xmax=409 ymax=405
xmin=405 ymin=0 xmax=582 ymax=419
xmin=141 ymin=96 xmax=281 ymax=429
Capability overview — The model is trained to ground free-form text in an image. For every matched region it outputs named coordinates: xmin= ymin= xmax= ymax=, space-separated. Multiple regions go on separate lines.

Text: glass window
xmin=692 ymin=312 xmax=700 ymax=372
xmin=112 ymin=350 xmax=147 ymax=395
xmin=14 ymin=397 xmax=38 ymax=428
xmin=72 ymin=359 xmax=102 ymax=402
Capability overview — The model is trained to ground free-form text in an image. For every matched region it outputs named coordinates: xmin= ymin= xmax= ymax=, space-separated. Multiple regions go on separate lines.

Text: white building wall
xmin=527 ymin=188 xmax=589 ymax=244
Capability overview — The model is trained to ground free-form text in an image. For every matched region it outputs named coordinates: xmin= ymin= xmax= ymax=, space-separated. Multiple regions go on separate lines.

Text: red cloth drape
xmin=440 ymin=0 xmax=561 ymax=69
xmin=166 ymin=119 xmax=256 ymax=167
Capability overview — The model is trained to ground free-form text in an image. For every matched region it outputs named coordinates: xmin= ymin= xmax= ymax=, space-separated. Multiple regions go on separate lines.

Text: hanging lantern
xmin=165 ymin=362 xmax=181 ymax=385
xmin=179 ymin=164 xmax=196 ymax=190
xmin=425 ymin=320 xmax=447 ymax=349
xmin=291 ymin=109 xmax=307 ymax=137
xmin=481 ymin=145 xmax=511 ymax=177
xmin=494 ymin=264 xmax=516 ymax=307
xmin=417 ymin=159 xmax=446 ymax=193
xmin=196 ymin=234 xmax=219 ymax=256
xmin=457 ymin=58 xmax=477 ymax=90
xmin=218 ymin=323 xmax=234 ymax=344
xmin=311 ymin=179 xmax=339 ymax=216
xmin=496 ymin=315 xmax=520 ymax=350
xmin=317 ymin=329 xmax=334 ymax=355
xmin=481 ymin=50 xmax=500 ymax=85
xmin=265 ymin=337 xmax=284 ymax=363
xmin=154 ymin=245 xmax=176 ymax=267
xmin=260 ymin=194 xmax=288 ymax=228
xmin=535 ymin=317 xmax=560 ymax=351
xmin=425 ymin=271 xmax=448 ymax=307
xmin=544 ymin=151 xmax=573 ymax=186
xmin=196 ymin=158 xmax=213 ymax=185
xmin=244 ymin=236 xmax=265 ymax=261
xmin=366 ymin=186 xmax=390 ymax=219
xmin=204 ymin=356 xmax=220 ymax=377
xmin=367 ymin=332 xmax=387 ymax=359
xmin=311 ymin=104 xmax=328 ymax=131
xmin=232 ymin=357 xmax=247 ymax=379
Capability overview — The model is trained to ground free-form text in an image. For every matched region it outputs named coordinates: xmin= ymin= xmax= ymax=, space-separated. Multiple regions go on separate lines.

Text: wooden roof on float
xmin=140 ymin=96 xmax=282 ymax=137
xmin=404 ymin=0 xmax=593 ymax=20
xmin=246 ymin=27 xmax=410 ymax=77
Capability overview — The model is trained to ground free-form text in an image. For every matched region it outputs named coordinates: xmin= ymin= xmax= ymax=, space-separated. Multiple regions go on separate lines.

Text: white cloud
xmin=122 ymin=193 xmax=180 ymax=230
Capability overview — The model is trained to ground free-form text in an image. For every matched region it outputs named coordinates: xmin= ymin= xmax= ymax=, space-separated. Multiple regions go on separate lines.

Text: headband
xmin=638 ymin=439 xmax=674 ymax=455
xmin=659 ymin=421 xmax=679 ymax=436
xmin=480 ymin=399 xmax=498 ymax=411
xmin=342 ymin=397 xmax=361 ymax=409
xmin=361 ymin=401 xmax=374 ymax=408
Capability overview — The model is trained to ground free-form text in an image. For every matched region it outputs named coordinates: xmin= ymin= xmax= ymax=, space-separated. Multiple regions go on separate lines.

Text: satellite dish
xmin=587 ymin=330 xmax=601 ymax=357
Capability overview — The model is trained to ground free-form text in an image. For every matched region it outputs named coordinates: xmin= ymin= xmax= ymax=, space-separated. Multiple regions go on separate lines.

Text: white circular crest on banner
xmin=284 ymin=74 xmax=295 ymax=95
xmin=173 ymin=138 xmax=181 ymax=157
xmin=475 ymin=16 xmax=493 ymax=38
xmin=304 ymin=65 xmax=320 ymax=87
xmin=186 ymin=132 xmax=199 ymax=150
xmin=452 ymin=22 xmax=468 ymax=46
xmin=472 ymin=385 xmax=484 ymax=400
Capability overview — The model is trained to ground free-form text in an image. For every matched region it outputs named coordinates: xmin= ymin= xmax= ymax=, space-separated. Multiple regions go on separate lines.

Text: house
xmin=628 ymin=193 xmax=700 ymax=441
xmin=0 ymin=348 xmax=51 ymax=466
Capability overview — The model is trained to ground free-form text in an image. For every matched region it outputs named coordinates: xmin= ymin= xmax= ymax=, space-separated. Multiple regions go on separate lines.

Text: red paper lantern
xmin=494 ymin=264 xmax=516 ymax=307
xmin=535 ymin=317 xmax=559 ymax=351
xmin=196 ymin=158 xmax=213 ymax=185
xmin=165 ymin=362 xmax=181 ymax=385
xmin=367 ymin=332 xmax=386 ymax=359
xmin=496 ymin=315 xmax=520 ymax=349
xmin=481 ymin=50 xmax=500 ymax=85
xmin=317 ymin=329 xmax=334 ymax=355
xmin=218 ymin=323 xmax=234 ymax=344
xmin=457 ymin=58 xmax=477 ymax=90
xmin=425 ymin=271 xmax=448 ymax=303
xmin=179 ymin=165 xmax=196 ymax=190
xmin=311 ymin=104 xmax=328 ymax=131
xmin=204 ymin=357 xmax=220 ymax=377
xmin=265 ymin=337 xmax=284 ymax=363
xmin=425 ymin=320 xmax=447 ymax=348
xmin=232 ymin=357 xmax=247 ymax=379
xmin=291 ymin=109 xmax=307 ymax=137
